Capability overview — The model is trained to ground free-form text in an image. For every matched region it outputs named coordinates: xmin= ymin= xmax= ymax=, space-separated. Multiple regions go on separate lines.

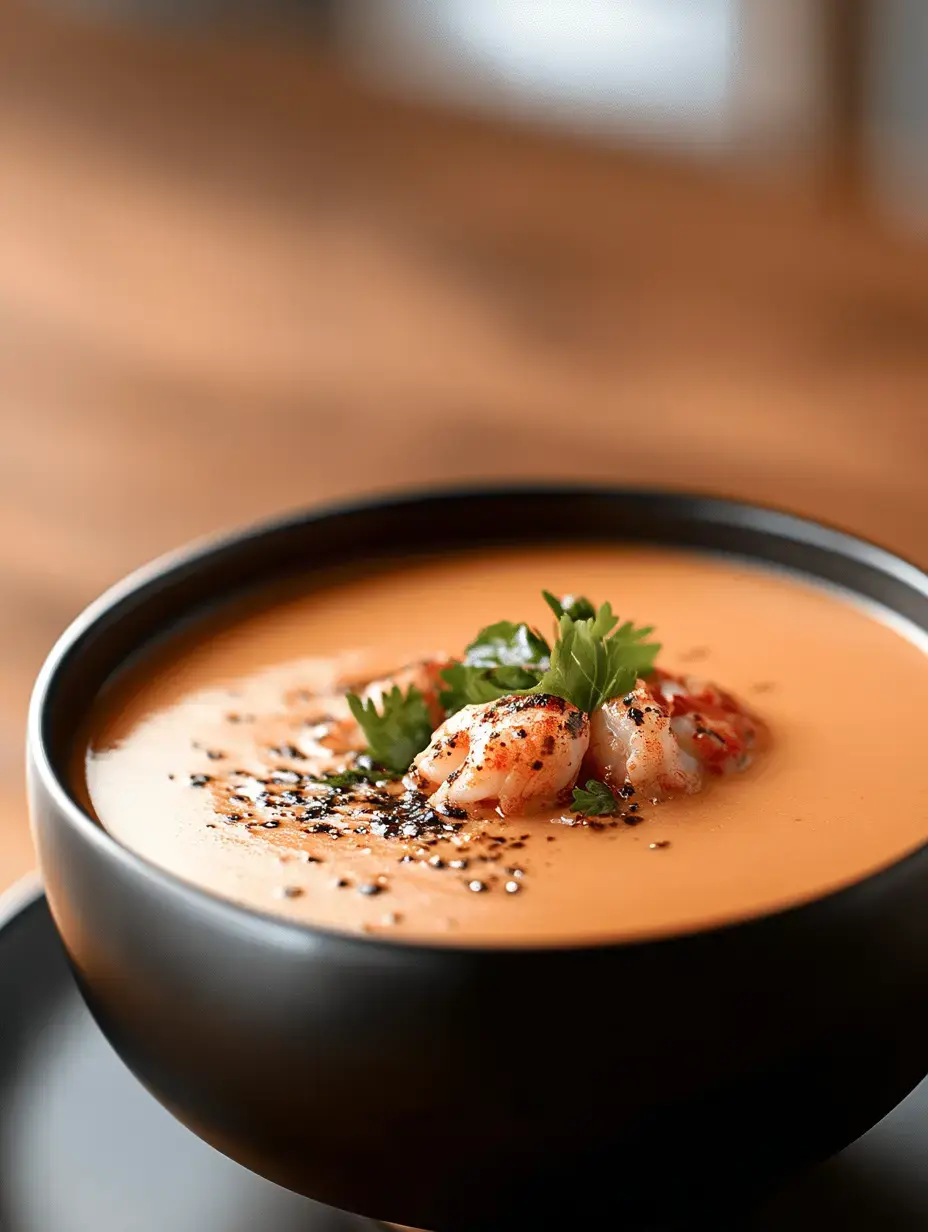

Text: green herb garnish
xmin=346 ymin=686 xmax=433 ymax=775
xmin=439 ymin=620 xmax=550 ymax=715
xmin=572 ymin=778 xmax=620 ymax=816
xmin=464 ymin=620 xmax=550 ymax=669
xmin=443 ymin=597 xmax=660 ymax=717
xmin=542 ymin=591 xmax=597 ymax=622
xmin=440 ymin=662 xmax=542 ymax=714
xmin=534 ymin=602 xmax=660 ymax=714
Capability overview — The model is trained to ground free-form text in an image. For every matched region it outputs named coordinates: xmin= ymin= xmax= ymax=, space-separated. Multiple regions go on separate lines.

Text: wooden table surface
xmin=1 ymin=3 xmax=926 ymax=894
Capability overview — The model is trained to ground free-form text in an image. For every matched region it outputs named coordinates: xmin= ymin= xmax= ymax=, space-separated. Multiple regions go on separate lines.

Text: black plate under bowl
xmin=1 ymin=880 xmax=928 ymax=1232
xmin=0 ymin=880 xmax=377 ymax=1232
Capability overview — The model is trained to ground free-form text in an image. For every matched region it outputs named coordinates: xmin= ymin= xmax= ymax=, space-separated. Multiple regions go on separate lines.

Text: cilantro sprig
xmin=572 ymin=778 xmax=619 ymax=816
xmin=439 ymin=620 xmax=550 ymax=715
xmin=346 ymin=685 xmax=433 ymax=775
xmin=542 ymin=591 xmax=597 ymax=622
xmin=534 ymin=602 xmax=660 ymax=714
xmin=440 ymin=661 xmax=541 ymax=712
xmin=463 ymin=620 xmax=550 ymax=668
xmin=440 ymin=595 xmax=660 ymax=718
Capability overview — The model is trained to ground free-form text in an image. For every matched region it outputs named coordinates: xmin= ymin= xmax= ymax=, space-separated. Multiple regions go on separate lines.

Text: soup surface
xmin=82 ymin=546 xmax=928 ymax=946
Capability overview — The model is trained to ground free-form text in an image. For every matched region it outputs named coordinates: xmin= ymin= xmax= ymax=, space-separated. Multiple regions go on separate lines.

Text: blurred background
xmin=1 ymin=0 xmax=926 ymax=887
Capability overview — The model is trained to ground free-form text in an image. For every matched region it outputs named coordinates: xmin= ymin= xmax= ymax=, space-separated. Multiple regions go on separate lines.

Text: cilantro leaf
xmin=439 ymin=661 xmax=542 ymax=715
xmin=440 ymin=592 xmax=660 ymax=719
xmin=346 ymin=685 xmax=433 ymax=775
xmin=534 ymin=602 xmax=660 ymax=714
xmin=464 ymin=620 xmax=550 ymax=668
xmin=439 ymin=619 xmax=550 ymax=715
xmin=572 ymin=778 xmax=619 ymax=816
xmin=542 ymin=591 xmax=597 ymax=622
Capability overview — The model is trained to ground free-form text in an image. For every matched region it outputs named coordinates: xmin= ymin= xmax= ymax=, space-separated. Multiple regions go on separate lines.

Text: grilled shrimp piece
xmin=410 ymin=693 xmax=589 ymax=817
xmin=589 ymin=683 xmax=701 ymax=801
xmin=588 ymin=670 xmax=764 ymax=801
xmin=655 ymin=671 xmax=762 ymax=777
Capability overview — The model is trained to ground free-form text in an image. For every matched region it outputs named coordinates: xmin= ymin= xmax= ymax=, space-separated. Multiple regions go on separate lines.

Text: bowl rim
xmin=26 ymin=481 xmax=928 ymax=956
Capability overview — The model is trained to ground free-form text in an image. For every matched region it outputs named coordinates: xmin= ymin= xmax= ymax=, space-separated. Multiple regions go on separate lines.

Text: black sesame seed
xmin=531 ymin=759 xmax=544 ymax=771
xmin=623 ymin=814 xmax=645 ymax=827
xmin=263 ymin=820 xmax=280 ymax=829
xmin=189 ymin=774 xmax=212 ymax=788
xmin=628 ymin=708 xmax=645 ymax=727
xmin=358 ymin=883 xmax=384 ymax=896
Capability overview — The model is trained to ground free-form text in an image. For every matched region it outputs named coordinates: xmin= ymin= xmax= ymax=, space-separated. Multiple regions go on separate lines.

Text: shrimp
xmin=588 ymin=682 xmax=701 ymax=801
xmin=588 ymin=669 xmax=765 ymax=801
xmin=655 ymin=671 xmax=762 ymax=777
xmin=410 ymin=693 xmax=589 ymax=817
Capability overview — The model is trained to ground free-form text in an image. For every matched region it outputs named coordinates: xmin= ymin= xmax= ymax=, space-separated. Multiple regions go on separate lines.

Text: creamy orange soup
xmin=81 ymin=546 xmax=928 ymax=946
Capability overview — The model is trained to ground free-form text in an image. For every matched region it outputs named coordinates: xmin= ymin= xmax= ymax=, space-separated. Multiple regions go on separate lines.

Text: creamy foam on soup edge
xmin=81 ymin=546 xmax=928 ymax=945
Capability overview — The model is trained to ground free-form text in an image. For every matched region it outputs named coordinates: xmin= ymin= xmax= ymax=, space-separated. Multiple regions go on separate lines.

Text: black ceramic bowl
xmin=27 ymin=487 xmax=928 ymax=1231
